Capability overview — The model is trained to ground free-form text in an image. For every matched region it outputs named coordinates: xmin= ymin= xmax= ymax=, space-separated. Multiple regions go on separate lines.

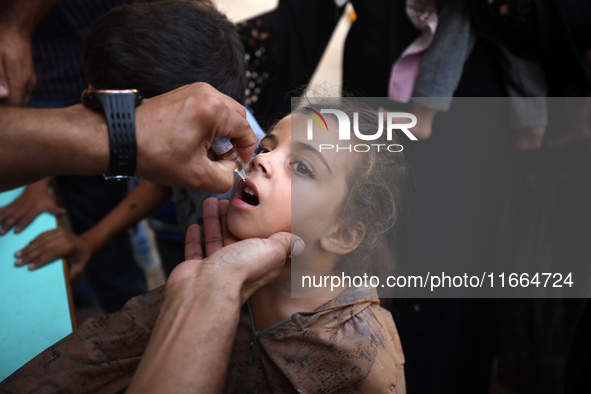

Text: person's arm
xmin=14 ymin=181 xmax=171 ymax=278
xmin=81 ymin=181 xmax=172 ymax=255
xmin=128 ymin=202 xmax=305 ymax=393
xmin=0 ymin=82 xmax=257 ymax=192
xmin=0 ymin=0 xmax=57 ymax=106
xmin=0 ymin=104 xmax=109 ymax=189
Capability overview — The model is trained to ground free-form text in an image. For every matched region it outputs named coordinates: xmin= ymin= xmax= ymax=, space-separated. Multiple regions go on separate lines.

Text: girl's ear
xmin=320 ymin=221 xmax=366 ymax=256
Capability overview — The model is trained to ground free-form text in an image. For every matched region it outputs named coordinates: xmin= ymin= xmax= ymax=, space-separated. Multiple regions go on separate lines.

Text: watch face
xmin=81 ymin=89 xmax=101 ymax=108
xmin=81 ymin=89 xmax=142 ymax=108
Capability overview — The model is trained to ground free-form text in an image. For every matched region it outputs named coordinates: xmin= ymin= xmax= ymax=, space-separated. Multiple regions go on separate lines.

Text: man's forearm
xmin=0 ymin=82 xmax=255 ymax=192
xmin=128 ymin=278 xmax=242 ymax=393
xmin=0 ymin=105 xmax=109 ymax=191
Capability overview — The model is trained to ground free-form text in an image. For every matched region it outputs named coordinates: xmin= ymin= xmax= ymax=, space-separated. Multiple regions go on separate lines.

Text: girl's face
xmin=227 ymin=114 xmax=359 ymax=247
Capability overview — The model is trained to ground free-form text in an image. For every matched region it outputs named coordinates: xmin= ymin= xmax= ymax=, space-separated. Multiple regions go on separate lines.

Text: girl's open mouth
xmin=236 ymin=179 xmax=259 ymax=206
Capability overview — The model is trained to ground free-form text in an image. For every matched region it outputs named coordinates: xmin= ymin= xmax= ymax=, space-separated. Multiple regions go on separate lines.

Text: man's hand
xmin=0 ymin=179 xmax=65 ymax=235
xmin=128 ymin=199 xmax=304 ymax=393
xmin=177 ymin=197 xmax=304 ymax=304
xmin=0 ymin=27 xmax=36 ymax=106
xmin=14 ymin=228 xmax=94 ymax=279
xmin=0 ymin=0 xmax=58 ymax=106
xmin=0 ymin=82 xmax=257 ymax=192
xmin=135 ymin=83 xmax=258 ymax=193
xmin=201 ymin=197 xmax=239 ymax=253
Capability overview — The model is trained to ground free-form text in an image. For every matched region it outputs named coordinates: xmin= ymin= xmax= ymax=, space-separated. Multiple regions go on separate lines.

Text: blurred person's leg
xmin=495 ymin=43 xmax=548 ymax=150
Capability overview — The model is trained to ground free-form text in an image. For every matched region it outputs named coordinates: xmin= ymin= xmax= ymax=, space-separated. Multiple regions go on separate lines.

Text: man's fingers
xmin=267 ymin=232 xmax=305 ymax=258
xmin=203 ymin=197 xmax=224 ymax=256
xmin=199 ymin=93 xmax=255 ymax=163
xmin=22 ymin=72 xmax=36 ymax=107
xmin=210 ymin=233 xmax=304 ymax=303
xmin=4 ymin=39 xmax=36 ymax=107
xmin=206 ymin=85 xmax=245 ymax=117
xmin=200 ymin=159 xmax=236 ymax=193
xmin=195 ymin=84 xmax=255 ymax=164
xmin=218 ymin=199 xmax=235 ymax=246
xmin=183 ymin=157 xmax=234 ymax=194
xmin=0 ymin=54 xmax=9 ymax=100
xmin=184 ymin=224 xmax=203 ymax=261
xmin=186 ymin=82 xmax=246 ymax=118
xmin=217 ymin=110 xmax=257 ymax=164
xmin=218 ymin=199 xmax=229 ymax=216
xmin=134 ymin=81 xmax=256 ymax=191
xmin=4 ymin=56 xmax=25 ymax=106
xmin=216 ymin=233 xmax=305 ymax=281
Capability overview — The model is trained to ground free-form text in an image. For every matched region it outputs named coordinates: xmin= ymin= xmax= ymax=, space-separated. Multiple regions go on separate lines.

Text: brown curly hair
xmin=297 ymin=98 xmax=408 ymax=276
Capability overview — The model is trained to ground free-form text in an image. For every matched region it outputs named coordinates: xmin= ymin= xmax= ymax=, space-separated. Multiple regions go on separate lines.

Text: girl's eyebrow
xmin=294 ymin=141 xmax=332 ymax=175
xmin=260 ymin=133 xmax=277 ymax=144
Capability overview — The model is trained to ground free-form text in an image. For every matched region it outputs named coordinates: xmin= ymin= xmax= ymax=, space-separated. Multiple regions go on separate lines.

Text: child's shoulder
xmin=300 ymin=288 xmax=403 ymax=354
xmin=258 ymin=288 xmax=405 ymax=392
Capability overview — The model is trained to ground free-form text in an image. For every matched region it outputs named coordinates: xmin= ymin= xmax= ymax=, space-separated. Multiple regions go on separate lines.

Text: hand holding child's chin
xmin=165 ymin=197 xmax=304 ymax=306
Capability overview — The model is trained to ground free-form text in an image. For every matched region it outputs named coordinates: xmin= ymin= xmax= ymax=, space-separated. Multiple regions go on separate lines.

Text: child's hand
xmin=14 ymin=228 xmax=94 ymax=279
xmin=0 ymin=179 xmax=66 ymax=235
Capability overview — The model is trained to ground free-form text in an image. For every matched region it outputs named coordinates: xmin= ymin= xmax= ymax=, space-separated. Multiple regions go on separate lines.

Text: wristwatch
xmin=81 ymin=89 xmax=143 ymax=180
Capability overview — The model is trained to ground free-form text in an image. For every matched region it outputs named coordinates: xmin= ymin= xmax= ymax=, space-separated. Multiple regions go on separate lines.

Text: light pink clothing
xmin=388 ymin=0 xmax=438 ymax=101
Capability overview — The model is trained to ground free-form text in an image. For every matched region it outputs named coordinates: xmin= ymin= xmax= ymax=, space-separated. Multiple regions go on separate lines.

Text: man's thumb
xmin=268 ymin=232 xmax=305 ymax=258
xmin=204 ymin=159 xmax=236 ymax=193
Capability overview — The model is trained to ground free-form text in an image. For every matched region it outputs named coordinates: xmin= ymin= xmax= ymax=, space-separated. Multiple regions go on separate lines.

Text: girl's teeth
xmin=244 ymin=186 xmax=255 ymax=196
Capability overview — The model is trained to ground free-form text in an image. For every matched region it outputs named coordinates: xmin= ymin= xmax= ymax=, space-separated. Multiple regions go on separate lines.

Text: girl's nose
xmin=249 ymin=152 xmax=273 ymax=176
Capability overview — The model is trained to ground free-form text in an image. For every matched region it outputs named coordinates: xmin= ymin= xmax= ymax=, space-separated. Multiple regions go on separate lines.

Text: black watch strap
xmin=82 ymin=89 xmax=141 ymax=180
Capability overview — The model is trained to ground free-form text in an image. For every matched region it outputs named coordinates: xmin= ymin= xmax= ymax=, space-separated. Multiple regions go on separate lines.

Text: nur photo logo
xmin=302 ymin=107 xmax=418 ymax=153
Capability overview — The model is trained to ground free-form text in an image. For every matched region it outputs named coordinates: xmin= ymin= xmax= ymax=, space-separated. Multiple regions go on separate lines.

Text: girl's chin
xmin=227 ymin=212 xmax=291 ymax=240
xmin=227 ymin=220 xmax=289 ymax=241
xmin=227 ymin=220 xmax=264 ymax=240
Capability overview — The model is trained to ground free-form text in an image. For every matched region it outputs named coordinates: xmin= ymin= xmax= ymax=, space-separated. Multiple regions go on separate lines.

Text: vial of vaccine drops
xmin=211 ymin=137 xmax=247 ymax=181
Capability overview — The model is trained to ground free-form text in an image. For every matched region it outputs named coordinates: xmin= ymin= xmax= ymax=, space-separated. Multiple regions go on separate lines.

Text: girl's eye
xmin=291 ymin=160 xmax=314 ymax=178
xmin=255 ymin=145 xmax=270 ymax=155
